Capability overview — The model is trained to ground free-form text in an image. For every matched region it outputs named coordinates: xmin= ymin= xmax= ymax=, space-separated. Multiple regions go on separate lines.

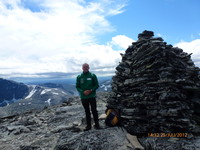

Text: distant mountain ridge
xmin=0 ymin=76 xmax=112 ymax=117
xmin=26 ymin=76 xmax=112 ymax=93
xmin=0 ymin=78 xmax=72 ymax=118
xmin=0 ymin=78 xmax=29 ymax=107
xmin=99 ymin=79 xmax=112 ymax=92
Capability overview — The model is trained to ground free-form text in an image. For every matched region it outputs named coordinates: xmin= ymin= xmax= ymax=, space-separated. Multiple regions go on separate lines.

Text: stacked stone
xmin=107 ymin=30 xmax=200 ymax=134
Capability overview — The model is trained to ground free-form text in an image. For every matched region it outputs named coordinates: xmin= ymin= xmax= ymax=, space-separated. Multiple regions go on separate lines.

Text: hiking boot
xmin=83 ymin=125 xmax=91 ymax=131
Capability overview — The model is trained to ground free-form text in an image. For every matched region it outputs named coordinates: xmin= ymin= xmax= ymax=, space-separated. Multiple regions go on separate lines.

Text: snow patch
xmin=61 ymin=91 xmax=67 ymax=95
xmin=45 ymin=98 xmax=51 ymax=106
xmin=52 ymin=92 xmax=59 ymax=95
xmin=25 ymin=85 xmax=37 ymax=99
xmin=41 ymin=89 xmax=52 ymax=95
xmin=100 ymin=84 xmax=111 ymax=91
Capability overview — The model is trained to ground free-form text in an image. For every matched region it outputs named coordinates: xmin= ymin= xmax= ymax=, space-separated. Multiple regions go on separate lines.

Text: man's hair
xmin=82 ymin=63 xmax=89 ymax=67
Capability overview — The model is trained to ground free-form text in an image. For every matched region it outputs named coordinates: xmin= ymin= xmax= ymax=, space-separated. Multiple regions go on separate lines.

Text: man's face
xmin=82 ymin=64 xmax=89 ymax=72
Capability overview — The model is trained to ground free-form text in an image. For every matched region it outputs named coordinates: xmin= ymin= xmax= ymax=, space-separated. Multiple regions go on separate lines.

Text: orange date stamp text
xmin=148 ymin=133 xmax=188 ymax=137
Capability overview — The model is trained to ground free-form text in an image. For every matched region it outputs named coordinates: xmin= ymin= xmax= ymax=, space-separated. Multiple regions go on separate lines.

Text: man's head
xmin=82 ymin=63 xmax=90 ymax=73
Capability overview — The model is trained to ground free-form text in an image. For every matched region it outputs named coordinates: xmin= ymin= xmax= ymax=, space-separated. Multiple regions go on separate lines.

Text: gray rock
xmin=0 ymin=92 xmax=200 ymax=150
xmin=107 ymin=30 xmax=200 ymax=135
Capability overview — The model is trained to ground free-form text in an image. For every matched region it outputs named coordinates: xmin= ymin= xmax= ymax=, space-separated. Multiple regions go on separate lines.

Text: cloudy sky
xmin=0 ymin=0 xmax=200 ymax=80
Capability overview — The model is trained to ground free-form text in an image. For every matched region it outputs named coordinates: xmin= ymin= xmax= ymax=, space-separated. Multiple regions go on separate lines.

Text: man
xmin=76 ymin=63 xmax=100 ymax=131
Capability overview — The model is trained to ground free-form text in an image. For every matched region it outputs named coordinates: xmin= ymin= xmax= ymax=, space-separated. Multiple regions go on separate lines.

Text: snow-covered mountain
xmin=0 ymin=76 xmax=112 ymax=117
xmin=99 ymin=80 xmax=112 ymax=92
xmin=24 ymin=85 xmax=72 ymax=106
xmin=0 ymin=78 xmax=72 ymax=118
xmin=28 ymin=76 xmax=112 ymax=94
xmin=0 ymin=78 xmax=29 ymax=107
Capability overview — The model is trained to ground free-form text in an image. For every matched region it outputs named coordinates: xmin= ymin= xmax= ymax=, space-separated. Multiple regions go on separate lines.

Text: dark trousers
xmin=81 ymin=97 xmax=99 ymax=126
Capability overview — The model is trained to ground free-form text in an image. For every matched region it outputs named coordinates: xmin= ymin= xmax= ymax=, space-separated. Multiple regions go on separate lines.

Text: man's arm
xmin=76 ymin=76 xmax=83 ymax=94
xmin=83 ymin=74 xmax=99 ymax=96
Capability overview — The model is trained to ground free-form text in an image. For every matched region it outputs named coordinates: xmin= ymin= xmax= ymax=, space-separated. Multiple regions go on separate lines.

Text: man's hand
xmin=83 ymin=90 xmax=92 ymax=96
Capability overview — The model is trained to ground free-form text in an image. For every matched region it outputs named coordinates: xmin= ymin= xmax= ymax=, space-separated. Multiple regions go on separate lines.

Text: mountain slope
xmin=0 ymin=78 xmax=29 ymax=107
xmin=0 ymin=92 xmax=199 ymax=150
xmin=0 ymin=78 xmax=72 ymax=118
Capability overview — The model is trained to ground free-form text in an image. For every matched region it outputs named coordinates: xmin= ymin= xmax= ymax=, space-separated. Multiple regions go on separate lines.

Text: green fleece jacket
xmin=76 ymin=72 xmax=99 ymax=99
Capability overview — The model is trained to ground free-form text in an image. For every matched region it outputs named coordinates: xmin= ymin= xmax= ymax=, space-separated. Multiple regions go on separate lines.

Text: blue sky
xmin=102 ymin=0 xmax=200 ymax=44
xmin=0 ymin=0 xmax=200 ymax=79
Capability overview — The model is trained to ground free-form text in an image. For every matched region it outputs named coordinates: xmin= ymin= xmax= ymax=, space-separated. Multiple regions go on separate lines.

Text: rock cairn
xmin=107 ymin=30 xmax=200 ymax=134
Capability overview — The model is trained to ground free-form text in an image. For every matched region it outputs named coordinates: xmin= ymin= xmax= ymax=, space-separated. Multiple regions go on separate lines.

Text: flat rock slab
xmin=126 ymin=133 xmax=144 ymax=150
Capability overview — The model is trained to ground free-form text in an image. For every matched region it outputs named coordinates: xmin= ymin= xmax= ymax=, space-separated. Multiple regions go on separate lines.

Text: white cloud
xmin=175 ymin=39 xmax=200 ymax=66
xmin=156 ymin=33 xmax=162 ymax=37
xmin=109 ymin=35 xmax=134 ymax=49
xmin=0 ymin=0 xmax=129 ymax=78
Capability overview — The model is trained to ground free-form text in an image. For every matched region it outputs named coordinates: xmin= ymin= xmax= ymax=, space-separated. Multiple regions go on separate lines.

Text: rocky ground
xmin=0 ymin=92 xmax=200 ymax=150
